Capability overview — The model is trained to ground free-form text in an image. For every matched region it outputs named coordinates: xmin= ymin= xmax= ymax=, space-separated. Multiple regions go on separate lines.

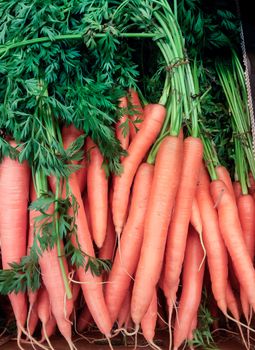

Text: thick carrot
xmin=141 ymin=289 xmax=158 ymax=347
xmin=238 ymin=194 xmax=255 ymax=321
xmin=196 ymin=165 xmax=228 ymax=313
xmin=112 ymin=104 xmax=166 ymax=234
xmin=173 ymin=227 xmax=205 ymax=350
xmin=216 ymin=165 xmax=235 ymax=199
xmin=105 ymin=163 xmax=154 ymax=323
xmin=0 ymin=147 xmax=30 ymax=336
xmin=210 ymin=180 xmax=255 ymax=311
xmin=128 ymin=89 xmax=144 ymax=139
xmin=163 ymin=137 xmax=203 ymax=309
xmin=116 ymin=96 xmax=129 ymax=151
xmin=132 ymin=135 xmax=183 ymax=325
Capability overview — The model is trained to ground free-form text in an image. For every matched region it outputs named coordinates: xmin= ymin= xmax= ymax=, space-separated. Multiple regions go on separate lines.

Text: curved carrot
xmin=116 ymin=96 xmax=129 ymax=151
xmin=164 ymin=137 xmax=203 ymax=309
xmin=0 ymin=147 xmax=30 ymax=335
xmin=173 ymin=227 xmax=205 ymax=350
xmin=128 ymin=89 xmax=144 ymax=140
xmin=86 ymin=137 xmax=108 ymax=248
xmin=112 ymin=104 xmax=166 ymax=235
xmin=210 ymin=180 xmax=255 ymax=311
xmin=132 ymin=135 xmax=183 ymax=325
xmin=105 ymin=163 xmax=154 ymax=324
xmin=196 ymin=165 xmax=228 ymax=313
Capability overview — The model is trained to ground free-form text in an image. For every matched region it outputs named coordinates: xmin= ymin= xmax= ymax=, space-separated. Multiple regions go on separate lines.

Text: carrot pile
xmin=0 ymin=0 xmax=255 ymax=350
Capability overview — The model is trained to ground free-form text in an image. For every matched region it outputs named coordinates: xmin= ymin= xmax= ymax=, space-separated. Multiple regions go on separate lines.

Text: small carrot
xmin=141 ymin=289 xmax=158 ymax=348
xmin=86 ymin=137 xmax=108 ymax=248
xmin=112 ymin=103 xmax=166 ymax=235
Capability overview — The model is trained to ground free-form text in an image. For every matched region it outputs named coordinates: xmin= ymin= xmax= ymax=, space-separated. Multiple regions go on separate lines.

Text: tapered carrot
xmin=117 ymin=288 xmax=131 ymax=329
xmin=82 ymin=193 xmax=92 ymax=234
xmin=112 ymin=104 xmax=166 ymax=235
xmin=132 ymin=135 xmax=183 ymax=325
xmin=76 ymin=155 xmax=87 ymax=195
xmin=238 ymin=194 xmax=255 ymax=321
xmin=53 ymin=125 xmax=113 ymax=337
xmin=164 ymin=137 xmax=203 ymax=311
xmin=106 ymin=163 xmax=154 ymax=324
xmin=128 ymin=89 xmax=144 ymax=139
xmin=0 ymin=146 xmax=30 ymax=339
xmin=173 ymin=227 xmax=205 ymax=350
xmin=41 ymin=316 xmax=56 ymax=344
xmin=210 ymin=180 xmax=255 ymax=311
xmin=190 ymin=197 xmax=202 ymax=234
xmin=116 ymin=96 xmax=129 ymax=151
xmin=216 ymin=165 xmax=235 ymax=199
xmin=196 ymin=165 xmax=228 ymax=313
xmin=141 ymin=289 xmax=158 ymax=348
xmin=98 ymin=206 xmax=116 ymax=261
xmin=86 ymin=137 xmax=108 ymax=248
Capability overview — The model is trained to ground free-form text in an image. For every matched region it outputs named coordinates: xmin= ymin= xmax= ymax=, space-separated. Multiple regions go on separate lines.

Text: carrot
xmin=27 ymin=301 xmax=39 ymax=337
xmin=112 ymin=103 xmax=166 ymax=235
xmin=216 ymin=165 xmax=235 ymax=199
xmin=190 ymin=197 xmax=202 ymax=234
xmin=117 ymin=288 xmax=131 ymax=329
xmin=210 ymin=180 xmax=255 ymax=311
xmin=0 ymin=146 xmax=30 ymax=339
xmin=226 ymin=281 xmax=240 ymax=321
xmin=82 ymin=193 xmax=92 ymax=234
xmin=76 ymin=156 xmax=87 ymax=195
xmin=56 ymin=126 xmax=113 ymax=337
xmin=105 ymin=163 xmax=154 ymax=323
xmin=128 ymin=89 xmax=144 ymax=139
xmin=41 ymin=316 xmax=56 ymax=344
xmin=238 ymin=194 xmax=255 ymax=321
xmin=86 ymin=137 xmax=108 ymax=248
xmin=37 ymin=287 xmax=51 ymax=337
xmin=163 ymin=137 xmax=203 ymax=310
xmin=187 ymin=317 xmax=197 ymax=344
xmin=196 ymin=165 xmax=228 ymax=313
xmin=173 ymin=227 xmax=205 ymax=350
xmin=233 ymin=181 xmax=242 ymax=201
xmin=116 ymin=96 xmax=129 ymax=151
xmin=141 ymin=289 xmax=158 ymax=348
xmin=132 ymin=135 xmax=183 ymax=325
xmin=98 ymin=206 xmax=116 ymax=261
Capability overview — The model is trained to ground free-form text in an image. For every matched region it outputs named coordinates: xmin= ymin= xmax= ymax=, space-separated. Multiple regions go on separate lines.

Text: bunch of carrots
xmin=1 ymin=1 xmax=255 ymax=350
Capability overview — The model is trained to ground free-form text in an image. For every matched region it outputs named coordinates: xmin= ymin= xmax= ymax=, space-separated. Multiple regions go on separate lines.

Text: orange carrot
xmin=216 ymin=165 xmax=235 ymax=199
xmin=98 ymin=206 xmax=116 ymax=261
xmin=173 ymin=227 xmax=205 ymax=350
xmin=76 ymin=155 xmax=87 ymax=195
xmin=238 ymin=194 xmax=255 ymax=321
xmin=163 ymin=137 xmax=203 ymax=312
xmin=0 ymin=146 xmax=30 ymax=338
xmin=132 ymin=135 xmax=183 ymax=325
xmin=190 ymin=197 xmax=202 ymax=234
xmin=55 ymin=125 xmax=113 ymax=337
xmin=82 ymin=193 xmax=92 ymax=234
xmin=112 ymin=104 xmax=166 ymax=235
xmin=41 ymin=316 xmax=56 ymax=343
xmin=116 ymin=96 xmax=129 ymax=151
xmin=141 ymin=289 xmax=158 ymax=347
xmin=210 ymin=180 xmax=255 ymax=311
xmin=117 ymin=288 xmax=131 ymax=329
xmin=196 ymin=165 xmax=228 ymax=313
xmin=86 ymin=137 xmax=108 ymax=248
xmin=106 ymin=163 xmax=154 ymax=323
xmin=128 ymin=89 xmax=144 ymax=139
